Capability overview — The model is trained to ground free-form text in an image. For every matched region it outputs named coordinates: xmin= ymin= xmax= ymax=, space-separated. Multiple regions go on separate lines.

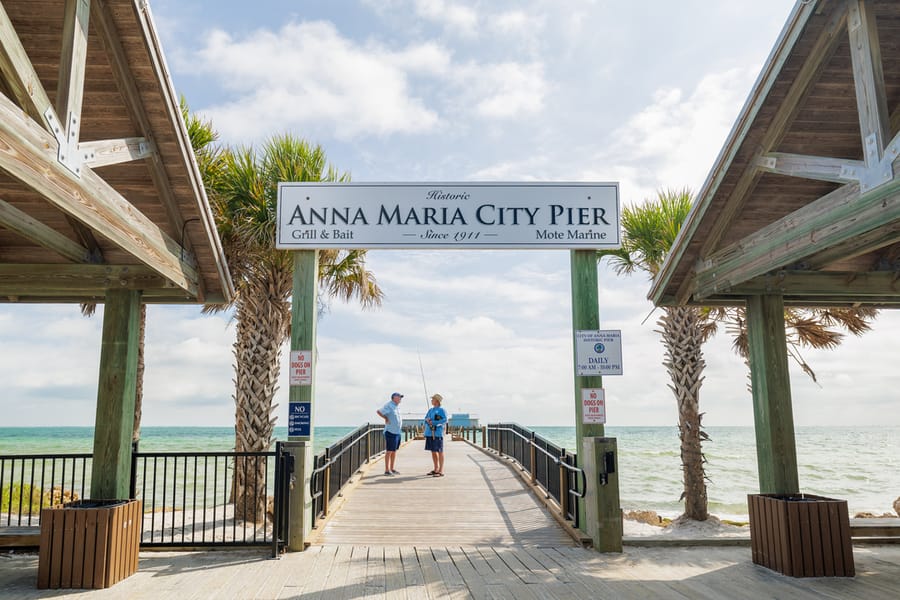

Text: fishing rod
xmin=417 ymin=350 xmax=433 ymax=439
xmin=417 ymin=349 xmax=430 ymax=412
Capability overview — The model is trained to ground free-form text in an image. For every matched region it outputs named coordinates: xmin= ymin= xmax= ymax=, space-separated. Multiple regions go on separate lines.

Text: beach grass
xmin=1 ymin=482 xmax=42 ymax=515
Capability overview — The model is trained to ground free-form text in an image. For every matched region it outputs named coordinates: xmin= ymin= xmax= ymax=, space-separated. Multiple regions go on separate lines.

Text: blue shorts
xmin=425 ymin=436 xmax=444 ymax=452
xmin=384 ymin=432 xmax=401 ymax=451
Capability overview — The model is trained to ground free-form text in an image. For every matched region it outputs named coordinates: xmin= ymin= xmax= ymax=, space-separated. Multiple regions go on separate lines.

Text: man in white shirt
xmin=377 ymin=392 xmax=403 ymax=475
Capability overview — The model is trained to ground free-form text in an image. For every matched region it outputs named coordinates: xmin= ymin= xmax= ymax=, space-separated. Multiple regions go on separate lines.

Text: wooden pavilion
xmin=650 ymin=0 xmax=900 ymax=497
xmin=0 ymin=0 xmax=233 ymax=498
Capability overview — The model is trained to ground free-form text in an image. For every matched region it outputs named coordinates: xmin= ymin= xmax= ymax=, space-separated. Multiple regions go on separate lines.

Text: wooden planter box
xmin=748 ymin=493 xmax=854 ymax=577
xmin=37 ymin=499 xmax=142 ymax=589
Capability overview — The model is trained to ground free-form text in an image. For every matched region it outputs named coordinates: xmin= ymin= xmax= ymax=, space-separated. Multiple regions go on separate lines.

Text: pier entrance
xmin=276 ymin=183 xmax=623 ymax=551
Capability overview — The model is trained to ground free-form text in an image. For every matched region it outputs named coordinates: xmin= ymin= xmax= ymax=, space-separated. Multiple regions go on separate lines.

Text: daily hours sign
xmin=575 ymin=330 xmax=623 ymax=376
xmin=276 ymin=182 xmax=620 ymax=249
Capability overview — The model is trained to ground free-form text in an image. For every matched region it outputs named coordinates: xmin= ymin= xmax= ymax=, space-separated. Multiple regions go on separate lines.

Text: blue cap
xmin=391 ymin=392 xmax=403 ymax=399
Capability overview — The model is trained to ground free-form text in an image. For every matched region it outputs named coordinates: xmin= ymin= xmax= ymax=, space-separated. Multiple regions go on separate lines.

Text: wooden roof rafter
xmin=0 ymin=0 xmax=229 ymax=302
xmin=651 ymin=0 xmax=900 ymax=310
xmin=0 ymin=88 xmax=201 ymax=297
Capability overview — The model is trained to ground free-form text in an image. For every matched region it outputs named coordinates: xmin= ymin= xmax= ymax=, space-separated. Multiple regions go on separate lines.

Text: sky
xmin=2 ymin=0 xmax=899 ymax=429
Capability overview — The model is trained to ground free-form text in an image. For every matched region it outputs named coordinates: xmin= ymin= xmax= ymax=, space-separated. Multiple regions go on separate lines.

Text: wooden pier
xmin=3 ymin=439 xmax=900 ymax=597
xmin=313 ymin=438 xmax=576 ymax=547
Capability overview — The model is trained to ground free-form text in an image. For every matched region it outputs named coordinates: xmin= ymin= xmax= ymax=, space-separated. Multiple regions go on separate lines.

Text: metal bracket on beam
xmin=859 ymin=135 xmax=897 ymax=193
xmin=44 ymin=107 xmax=83 ymax=177
xmin=758 ymin=156 xmax=776 ymax=170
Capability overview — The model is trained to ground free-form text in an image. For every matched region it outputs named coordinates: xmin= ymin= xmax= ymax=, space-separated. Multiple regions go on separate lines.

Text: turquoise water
xmin=0 ymin=426 xmax=354 ymax=456
xmin=2 ymin=425 xmax=897 ymax=519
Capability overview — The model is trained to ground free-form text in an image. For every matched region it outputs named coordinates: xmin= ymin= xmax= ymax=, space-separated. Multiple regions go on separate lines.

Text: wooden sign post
xmin=571 ymin=249 xmax=622 ymax=551
xmin=286 ymin=250 xmax=318 ymax=550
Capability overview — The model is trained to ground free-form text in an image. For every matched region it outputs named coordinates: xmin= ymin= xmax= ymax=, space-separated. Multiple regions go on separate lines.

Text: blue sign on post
xmin=288 ymin=401 xmax=311 ymax=437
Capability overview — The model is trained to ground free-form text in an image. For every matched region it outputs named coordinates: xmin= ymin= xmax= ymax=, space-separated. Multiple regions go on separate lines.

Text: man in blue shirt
xmin=424 ymin=393 xmax=448 ymax=476
xmin=377 ymin=392 xmax=403 ymax=475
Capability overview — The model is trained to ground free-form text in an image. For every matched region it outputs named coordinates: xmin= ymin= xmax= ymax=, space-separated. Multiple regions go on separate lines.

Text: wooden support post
xmin=571 ymin=250 xmax=615 ymax=537
xmin=91 ymin=289 xmax=140 ymax=500
xmin=582 ymin=437 xmax=623 ymax=552
xmin=746 ymin=294 xmax=800 ymax=495
xmin=287 ymin=250 xmax=318 ymax=550
xmin=482 ymin=426 xmax=487 ymax=448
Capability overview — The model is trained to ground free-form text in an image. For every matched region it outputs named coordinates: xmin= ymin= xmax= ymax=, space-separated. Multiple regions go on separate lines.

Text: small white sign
xmin=581 ymin=388 xmax=606 ymax=424
xmin=575 ymin=330 xmax=623 ymax=376
xmin=289 ymin=350 xmax=312 ymax=386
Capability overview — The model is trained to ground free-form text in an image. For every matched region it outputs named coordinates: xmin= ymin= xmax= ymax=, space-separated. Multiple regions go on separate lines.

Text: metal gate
xmin=131 ymin=442 xmax=293 ymax=556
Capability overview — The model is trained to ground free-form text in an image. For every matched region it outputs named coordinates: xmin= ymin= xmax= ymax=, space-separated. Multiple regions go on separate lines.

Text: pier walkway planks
xmin=3 ymin=545 xmax=900 ymax=598
xmin=3 ymin=440 xmax=900 ymax=597
xmin=312 ymin=439 xmax=575 ymax=547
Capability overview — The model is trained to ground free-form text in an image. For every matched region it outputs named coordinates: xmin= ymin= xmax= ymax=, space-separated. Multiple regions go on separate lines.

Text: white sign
xmin=581 ymin=388 xmax=606 ymax=424
xmin=575 ymin=330 xmax=623 ymax=376
xmin=276 ymin=182 xmax=620 ymax=249
xmin=289 ymin=350 xmax=312 ymax=386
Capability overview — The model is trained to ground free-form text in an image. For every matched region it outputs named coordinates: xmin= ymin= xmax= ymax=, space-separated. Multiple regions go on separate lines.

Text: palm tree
xmin=601 ymin=188 xmax=714 ymax=520
xmin=719 ymin=306 xmax=877 ymax=384
xmin=208 ymin=134 xmax=383 ymax=522
xmin=605 ymin=188 xmax=878 ymax=523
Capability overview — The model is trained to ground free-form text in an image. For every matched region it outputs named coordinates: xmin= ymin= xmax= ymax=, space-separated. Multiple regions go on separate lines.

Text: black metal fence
xmin=130 ymin=448 xmax=278 ymax=550
xmin=310 ymin=423 xmax=384 ymax=522
xmin=486 ymin=423 xmax=585 ymax=527
xmin=0 ymin=453 xmax=92 ymax=527
xmin=1 ymin=445 xmax=293 ymax=556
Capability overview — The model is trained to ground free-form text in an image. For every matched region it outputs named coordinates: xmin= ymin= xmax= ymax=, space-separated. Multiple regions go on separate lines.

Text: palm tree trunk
xmin=132 ymin=304 xmax=146 ymax=444
xmin=232 ymin=265 xmax=291 ymax=522
xmin=658 ymin=306 xmax=709 ymax=521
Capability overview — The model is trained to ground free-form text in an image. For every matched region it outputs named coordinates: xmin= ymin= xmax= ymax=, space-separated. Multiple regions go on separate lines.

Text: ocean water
xmin=0 ymin=426 xmax=355 ymax=456
xmin=1 ymin=425 xmax=897 ymax=520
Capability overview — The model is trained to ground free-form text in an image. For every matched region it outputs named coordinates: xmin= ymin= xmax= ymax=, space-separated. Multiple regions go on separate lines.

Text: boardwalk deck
xmin=313 ymin=439 xmax=575 ymax=547
xmin=3 ymin=440 xmax=900 ymax=597
xmin=2 ymin=545 xmax=900 ymax=598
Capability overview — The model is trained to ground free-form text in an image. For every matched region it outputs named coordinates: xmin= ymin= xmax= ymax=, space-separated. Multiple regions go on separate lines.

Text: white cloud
xmin=607 ymin=68 xmax=757 ymax=195
xmin=491 ymin=10 xmax=541 ymax=35
xmin=465 ymin=61 xmax=546 ymax=119
xmin=187 ymin=19 xmax=547 ymax=142
xmin=193 ymin=22 xmax=441 ymax=141
xmin=413 ymin=0 xmax=478 ymax=33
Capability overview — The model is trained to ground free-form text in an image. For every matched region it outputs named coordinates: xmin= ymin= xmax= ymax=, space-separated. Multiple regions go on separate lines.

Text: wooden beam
xmin=756 ymin=152 xmax=864 ymax=185
xmin=746 ymin=294 xmax=799 ymax=496
xmin=848 ymin=0 xmax=890 ymax=173
xmin=0 ymin=264 xmax=169 ymax=296
xmin=91 ymin=3 xmax=198 ymax=270
xmin=56 ymin=0 xmax=91 ymax=175
xmin=93 ymin=0 xmax=216 ymax=300
xmin=130 ymin=0 xmax=232 ymax=301
xmin=81 ymin=137 xmax=155 ymax=168
xmin=0 ymin=199 xmax=91 ymax=263
xmin=0 ymin=291 xmax=225 ymax=304
xmin=693 ymin=176 xmax=900 ymax=299
xmin=0 ymin=2 xmax=61 ymax=132
xmin=697 ymin=6 xmax=849 ymax=259
xmin=0 ymin=90 xmax=201 ymax=297
xmin=654 ymin=4 xmax=848 ymax=307
xmin=727 ymin=270 xmax=900 ymax=297
xmin=799 ymin=220 xmax=900 ymax=270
